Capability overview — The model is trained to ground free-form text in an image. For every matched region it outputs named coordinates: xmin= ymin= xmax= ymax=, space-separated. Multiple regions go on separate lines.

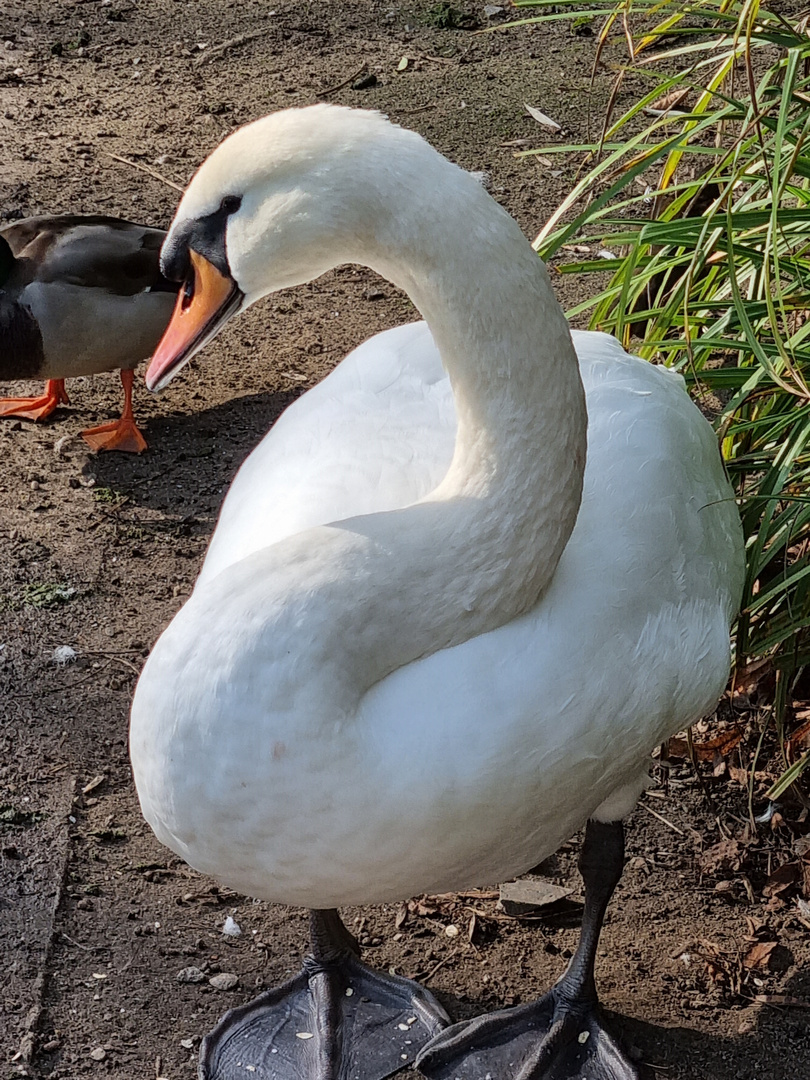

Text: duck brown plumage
xmin=0 ymin=214 xmax=179 ymax=452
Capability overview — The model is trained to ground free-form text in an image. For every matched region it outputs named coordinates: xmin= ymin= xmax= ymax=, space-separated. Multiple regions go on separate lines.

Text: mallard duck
xmin=130 ymin=106 xmax=745 ymax=1080
xmin=0 ymin=214 xmax=178 ymax=452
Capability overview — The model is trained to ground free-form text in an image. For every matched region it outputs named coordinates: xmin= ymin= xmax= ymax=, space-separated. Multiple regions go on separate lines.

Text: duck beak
xmin=146 ymin=249 xmax=243 ymax=392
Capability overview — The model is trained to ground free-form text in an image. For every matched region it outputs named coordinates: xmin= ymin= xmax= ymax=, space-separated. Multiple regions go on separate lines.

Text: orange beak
xmin=146 ymin=249 xmax=242 ymax=392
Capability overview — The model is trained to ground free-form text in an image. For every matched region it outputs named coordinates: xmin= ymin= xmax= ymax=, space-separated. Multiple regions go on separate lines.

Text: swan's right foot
xmin=199 ymin=909 xmax=450 ymax=1080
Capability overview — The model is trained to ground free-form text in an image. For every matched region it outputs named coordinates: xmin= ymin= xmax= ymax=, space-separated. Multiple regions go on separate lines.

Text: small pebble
xmin=90 ymin=1047 xmax=106 ymax=1061
xmin=176 ymin=966 xmax=206 ymax=983
xmin=209 ymin=972 xmax=239 ymax=991
xmin=444 ymin=924 xmax=459 ymax=938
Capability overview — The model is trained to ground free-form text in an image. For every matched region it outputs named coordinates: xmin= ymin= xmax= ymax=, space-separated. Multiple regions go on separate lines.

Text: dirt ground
xmin=1 ymin=2 xmax=809 ymax=1078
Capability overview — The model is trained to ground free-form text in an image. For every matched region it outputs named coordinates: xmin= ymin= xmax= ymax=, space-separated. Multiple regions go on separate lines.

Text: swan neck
xmin=333 ymin=174 xmax=589 ymax=646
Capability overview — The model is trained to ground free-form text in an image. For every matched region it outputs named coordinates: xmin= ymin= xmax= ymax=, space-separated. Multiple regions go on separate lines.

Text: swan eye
xmin=220 ymin=195 xmax=242 ymax=215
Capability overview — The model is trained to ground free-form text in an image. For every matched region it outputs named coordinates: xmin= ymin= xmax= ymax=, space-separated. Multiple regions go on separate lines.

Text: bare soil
xmin=1 ymin=2 xmax=808 ymax=1079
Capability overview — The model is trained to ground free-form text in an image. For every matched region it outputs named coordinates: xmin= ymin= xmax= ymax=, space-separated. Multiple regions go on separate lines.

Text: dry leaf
xmin=698 ymin=839 xmax=747 ymax=876
xmin=524 ymin=103 xmax=561 ymax=132
xmin=498 ymin=878 xmax=573 ymax=916
xmin=787 ymin=716 xmax=810 ymax=759
xmin=82 ymin=774 xmax=106 ymax=796
xmin=763 ymin=861 xmax=801 ymax=898
xmin=755 ymin=993 xmax=810 ymax=1008
xmin=728 ymin=765 xmax=750 ymax=787
xmin=668 ymin=729 xmax=742 ymax=762
xmin=643 ymin=88 xmax=690 ymax=116
xmin=733 ymin=657 xmax=774 ymax=699
xmin=743 ymin=941 xmax=778 ymax=972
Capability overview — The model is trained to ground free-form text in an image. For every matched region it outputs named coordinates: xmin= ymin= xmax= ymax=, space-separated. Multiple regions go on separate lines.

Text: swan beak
xmin=146 ymin=249 xmax=243 ymax=392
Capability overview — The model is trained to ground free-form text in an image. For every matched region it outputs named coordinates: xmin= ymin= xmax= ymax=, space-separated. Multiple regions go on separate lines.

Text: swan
xmin=130 ymin=105 xmax=744 ymax=1080
xmin=0 ymin=215 xmax=177 ymax=452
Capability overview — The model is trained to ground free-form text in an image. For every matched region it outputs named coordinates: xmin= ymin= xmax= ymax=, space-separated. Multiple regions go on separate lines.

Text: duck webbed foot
xmin=417 ymin=820 xmax=639 ymax=1080
xmin=81 ymin=416 xmax=147 ymax=453
xmin=199 ymin=908 xmax=450 ymax=1080
xmin=81 ymin=368 xmax=147 ymax=453
xmin=0 ymin=378 xmax=69 ymax=421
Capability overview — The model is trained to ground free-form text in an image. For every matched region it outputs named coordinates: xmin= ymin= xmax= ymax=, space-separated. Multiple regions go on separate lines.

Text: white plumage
xmin=130 ymin=105 xmax=744 ymax=913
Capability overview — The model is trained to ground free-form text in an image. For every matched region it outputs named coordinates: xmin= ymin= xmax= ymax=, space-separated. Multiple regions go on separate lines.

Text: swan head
xmin=147 ymin=105 xmax=433 ymax=391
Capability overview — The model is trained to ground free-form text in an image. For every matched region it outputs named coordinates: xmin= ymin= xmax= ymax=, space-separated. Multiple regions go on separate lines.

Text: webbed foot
xmin=199 ymin=909 xmax=449 ymax=1080
xmin=81 ymin=416 xmax=147 ymax=453
xmin=416 ymin=988 xmax=638 ymax=1080
xmin=81 ymin=368 xmax=147 ymax=453
xmin=0 ymin=378 xmax=69 ymax=421
xmin=419 ymin=820 xmax=640 ymax=1080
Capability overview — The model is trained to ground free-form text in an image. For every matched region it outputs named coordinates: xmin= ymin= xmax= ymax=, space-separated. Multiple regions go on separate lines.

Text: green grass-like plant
xmin=515 ymin=0 xmax=810 ymax=796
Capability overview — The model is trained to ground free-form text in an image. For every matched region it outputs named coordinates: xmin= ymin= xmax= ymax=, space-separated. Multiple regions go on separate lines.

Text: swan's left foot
xmin=199 ymin=909 xmax=450 ymax=1080
xmin=418 ymin=820 xmax=638 ymax=1080
xmin=415 ymin=987 xmax=637 ymax=1080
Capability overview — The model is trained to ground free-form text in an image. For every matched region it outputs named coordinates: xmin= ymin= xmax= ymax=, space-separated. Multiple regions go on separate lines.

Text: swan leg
xmin=417 ymin=820 xmax=639 ymax=1080
xmin=199 ymin=908 xmax=450 ymax=1080
xmin=81 ymin=369 xmax=147 ymax=453
xmin=0 ymin=378 xmax=69 ymax=421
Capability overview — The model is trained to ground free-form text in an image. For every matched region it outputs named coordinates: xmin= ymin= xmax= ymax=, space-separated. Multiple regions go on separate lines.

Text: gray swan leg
xmin=416 ymin=820 xmax=640 ymax=1080
xmin=199 ymin=908 xmax=450 ymax=1080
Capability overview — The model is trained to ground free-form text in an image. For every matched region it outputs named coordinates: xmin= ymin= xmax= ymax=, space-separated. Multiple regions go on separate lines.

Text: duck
xmin=0 ymin=214 xmax=178 ymax=452
xmin=130 ymin=105 xmax=745 ymax=1080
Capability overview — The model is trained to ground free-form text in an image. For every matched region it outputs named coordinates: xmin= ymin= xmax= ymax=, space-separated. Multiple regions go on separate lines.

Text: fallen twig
xmin=395 ymin=102 xmax=438 ymax=116
xmin=102 ymin=152 xmax=184 ymax=193
xmin=193 ymin=28 xmax=273 ymax=67
xmin=417 ymin=951 xmax=456 ymax=984
xmin=638 ymin=798 xmax=685 ymax=835
xmin=318 ymin=63 xmax=367 ymax=97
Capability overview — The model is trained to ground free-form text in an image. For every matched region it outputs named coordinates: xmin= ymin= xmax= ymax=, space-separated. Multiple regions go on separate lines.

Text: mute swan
xmin=130 ymin=105 xmax=744 ymax=1080
xmin=0 ymin=215 xmax=177 ymax=452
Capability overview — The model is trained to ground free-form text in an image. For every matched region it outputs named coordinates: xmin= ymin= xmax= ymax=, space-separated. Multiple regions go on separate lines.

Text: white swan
xmin=130 ymin=105 xmax=744 ymax=1080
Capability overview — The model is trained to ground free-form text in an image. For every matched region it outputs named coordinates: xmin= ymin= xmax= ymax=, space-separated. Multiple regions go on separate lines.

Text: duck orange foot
xmin=0 ymin=378 xmax=69 ymax=421
xmin=81 ymin=368 xmax=147 ymax=453
xmin=81 ymin=417 xmax=148 ymax=454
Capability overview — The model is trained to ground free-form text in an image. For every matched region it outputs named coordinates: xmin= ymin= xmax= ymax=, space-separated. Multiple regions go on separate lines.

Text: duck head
xmin=147 ymin=105 xmax=427 ymax=391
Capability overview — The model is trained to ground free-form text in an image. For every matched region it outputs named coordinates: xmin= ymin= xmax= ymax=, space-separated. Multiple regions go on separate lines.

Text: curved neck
xmin=352 ymin=169 xmax=587 ymax=634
